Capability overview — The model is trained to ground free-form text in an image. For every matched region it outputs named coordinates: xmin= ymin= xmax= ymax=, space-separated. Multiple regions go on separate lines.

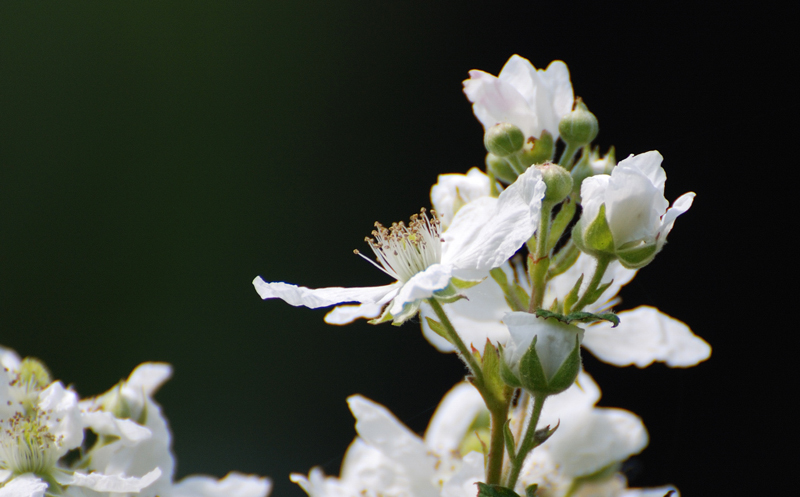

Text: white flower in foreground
xmin=255 ymin=166 xmax=545 ymax=324
xmin=577 ymin=151 xmax=695 ymax=268
xmin=463 ymin=55 xmax=574 ymax=141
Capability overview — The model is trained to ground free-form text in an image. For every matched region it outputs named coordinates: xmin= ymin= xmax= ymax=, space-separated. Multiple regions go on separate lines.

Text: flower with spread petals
xmin=463 ymin=55 xmax=574 ymax=142
xmin=575 ymin=151 xmax=695 ymax=268
xmin=254 ymin=166 xmax=546 ymax=324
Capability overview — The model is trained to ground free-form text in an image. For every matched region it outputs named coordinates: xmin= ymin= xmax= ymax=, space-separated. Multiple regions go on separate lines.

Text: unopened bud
xmin=484 ymin=123 xmax=525 ymax=157
xmin=486 ymin=153 xmax=518 ymax=183
xmin=558 ymin=99 xmax=598 ymax=148
xmin=537 ymin=162 xmax=573 ymax=204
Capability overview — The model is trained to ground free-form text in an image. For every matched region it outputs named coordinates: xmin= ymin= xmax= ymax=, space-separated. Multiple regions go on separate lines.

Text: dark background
xmin=0 ymin=2 xmax=786 ymax=496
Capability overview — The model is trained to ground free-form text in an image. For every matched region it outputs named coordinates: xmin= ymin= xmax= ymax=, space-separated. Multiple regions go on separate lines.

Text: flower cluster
xmin=255 ymin=54 xmax=709 ymax=497
xmin=0 ymin=346 xmax=270 ymax=497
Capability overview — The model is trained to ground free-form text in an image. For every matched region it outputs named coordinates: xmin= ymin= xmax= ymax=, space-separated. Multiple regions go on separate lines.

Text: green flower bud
xmin=558 ymin=99 xmax=598 ymax=148
xmin=537 ymin=162 xmax=573 ymax=204
xmin=520 ymin=130 xmax=555 ymax=166
xmin=484 ymin=123 xmax=525 ymax=157
xmin=486 ymin=153 xmax=519 ymax=183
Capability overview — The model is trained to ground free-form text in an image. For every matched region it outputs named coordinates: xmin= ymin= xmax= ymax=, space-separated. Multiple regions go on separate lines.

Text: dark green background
xmin=0 ymin=2 xmax=782 ymax=496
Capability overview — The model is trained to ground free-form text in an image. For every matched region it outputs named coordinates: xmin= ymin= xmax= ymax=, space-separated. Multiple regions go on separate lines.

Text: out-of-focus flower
xmin=430 ymin=168 xmax=492 ymax=229
xmin=463 ymin=55 xmax=574 ymax=142
xmin=256 ymin=166 xmax=545 ymax=325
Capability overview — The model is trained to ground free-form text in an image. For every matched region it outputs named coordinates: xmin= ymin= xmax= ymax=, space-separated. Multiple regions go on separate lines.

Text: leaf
xmin=532 ymin=420 xmax=559 ymax=447
xmin=425 ymin=317 xmax=451 ymax=341
xmin=564 ymin=311 xmax=619 ymax=327
xmin=503 ymin=420 xmax=516 ymax=458
xmin=562 ymin=274 xmax=584 ymax=314
xmin=525 ymin=484 xmax=539 ymax=497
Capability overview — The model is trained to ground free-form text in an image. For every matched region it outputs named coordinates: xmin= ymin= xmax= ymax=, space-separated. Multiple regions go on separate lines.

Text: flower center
xmin=0 ymin=409 xmax=60 ymax=476
xmin=356 ymin=208 xmax=443 ymax=283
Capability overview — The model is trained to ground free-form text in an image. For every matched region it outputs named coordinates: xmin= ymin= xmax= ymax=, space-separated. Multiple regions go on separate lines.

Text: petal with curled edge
xmin=444 ymin=165 xmax=545 ymax=273
xmin=81 ymin=411 xmax=152 ymax=446
xmin=253 ymin=278 xmax=401 ymax=309
xmin=463 ymin=69 xmax=538 ymax=138
xmin=58 ymin=468 xmax=161 ymax=493
xmin=582 ymin=306 xmax=710 ymax=368
xmin=173 ymin=472 xmax=272 ymax=497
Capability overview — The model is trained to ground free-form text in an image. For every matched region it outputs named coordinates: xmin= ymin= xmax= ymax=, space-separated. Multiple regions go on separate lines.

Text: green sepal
xmin=490 ymin=267 xmax=527 ymax=312
xmin=570 ymin=462 xmax=621 ymax=484
xmin=451 ymin=277 xmax=485 ymax=290
xmin=581 ymin=204 xmax=615 ymax=255
xmin=534 ymin=309 xmax=619 ymax=327
xmin=586 ymin=279 xmax=614 ymax=307
xmin=459 ymin=410 xmax=491 ymax=456
xmin=425 ymin=317 xmax=451 ymax=343
xmin=480 ymin=340 xmax=508 ymax=405
xmin=532 ymin=421 xmax=559 ymax=448
xmin=546 ymin=197 xmax=576 ymax=253
xmin=562 ymin=274 xmax=584 ymax=314
xmin=520 ymin=130 xmax=554 ymax=166
xmin=565 ymin=311 xmax=619 ymax=327
xmin=518 ymin=336 xmax=549 ymax=395
xmin=503 ymin=419 xmax=516 ymax=458
xmin=498 ymin=344 xmax=523 ymax=388
xmin=525 ymin=485 xmax=539 ymax=497
xmin=616 ymin=242 xmax=658 ymax=269
xmin=477 ymin=483 xmax=521 ymax=497
xmin=545 ymin=334 xmax=582 ymax=394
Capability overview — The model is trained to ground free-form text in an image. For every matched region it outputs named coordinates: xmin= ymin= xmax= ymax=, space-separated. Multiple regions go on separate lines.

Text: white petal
xmin=441 ymin=452 xmax=485 ymax=497
xmin=346 ymin=395 xmax=438 ymax=497
xmin=253 ymin=277 xmax=400 ymax=309
xmin=547 ymin=407 xmax=648 ymax=478
xmin=38 ymin=382 xmax=83 ymax=453
xmin=424 ymin=382 xmax=485 ymax=454
xmin=579 ymin=174 xmax=610 ymax=231
xmin=0 ymin=474 xmax=48 ymax=497
xmin=430 ymin=168 xmax=491 ymax=229
xmin=463 ymin=69 xmax=538 ymax=138
xmin=81 ymin=412 xmax=152 ymax=445
xmin=444 ymin=166 xmax=545 ymax=272
xmin=388 ymin=264 xmax=452 ymax=316
xmin=67 ymin=468 xmax=161 ymax=493
xmin=503 ymin=312 xmax=583 ymax=380
xmin=173 ymin=472 xmax=272 ymax=497
xmin=324 ymin=302 xmax=384 ymax=325
xmin=125 ymin=363 xmax=172 ymax=398
xmin=605 ymin=164 xmax=667 ymax=247
xmin=616 ymin=151 xmax=666 ymax=190
xmin=583 ymin=306 xmax=711 ymax=367
xmin=622 ymin=485 xmax=680 ymax=497
xmin=656 ymin=192 xmax=695 ymax=249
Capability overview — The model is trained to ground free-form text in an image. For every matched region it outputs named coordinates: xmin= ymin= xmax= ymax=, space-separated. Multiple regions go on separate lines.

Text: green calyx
xmin=572 ymin=204 xmax=616 ymax=258
xmin=484 ymin=123 xmax=525 ymax=157
xmin=558 ymin=99 xmax=599 ymax=148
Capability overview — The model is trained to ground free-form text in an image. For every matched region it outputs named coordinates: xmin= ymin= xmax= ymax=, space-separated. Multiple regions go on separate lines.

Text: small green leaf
xmin=532 ymin=421 xmax=559 ymax=447
xmin=525 ymin=484 xmax=538 ymax=497
xmin=563 ymin=311 xmax=619 ymax=327
xmin=476 ymin=483 xmax=521 ymax=497
xmin=562 ymin=274 xmax=584 ymax=314
xmin=503 ymin=420 xmax=516 ymax=458
xmin=586 ymin=279 xmax=613 ymax=305
xmin=425 ymin=317 xmax=451 ymax=341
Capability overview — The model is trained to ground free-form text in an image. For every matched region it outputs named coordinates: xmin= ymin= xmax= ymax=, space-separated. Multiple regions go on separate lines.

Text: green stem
xmin=528 ymin=202 xmax=553 ymax=312
xmin=558 ymin=143 xmax=580 ymax=170
xmin=506 ymin=153 xmax=528 ymax=175
xmin=427 ymin=298 xmax=483 ymax=382
xmin=485 ymin=401 xmax=511 ymax=485
xmin=505 ymin=394 xmax=547 ymax=489
xmin=571 ymin=255 xmax=611 ymax=312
